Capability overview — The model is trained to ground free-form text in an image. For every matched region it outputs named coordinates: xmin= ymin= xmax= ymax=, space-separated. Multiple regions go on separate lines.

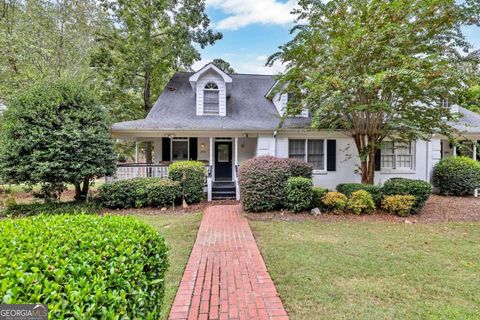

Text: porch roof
xmin=448 ymin=107 xmax=480 ymax=134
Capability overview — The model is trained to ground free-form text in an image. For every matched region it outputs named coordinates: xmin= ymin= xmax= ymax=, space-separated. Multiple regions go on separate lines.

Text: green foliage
xmin=382 ymin=195 xmax=416 ymax=217
xmin=99 ymin=178 xmax=181 ymax=209
xmin=433 ymin=156 xmax=480 ymax=196
xmin=268 ymin=0 xmax=477 ymax=183
xmin=321 ymin=191 xmax=348 ymax=214
xmin=336 ymin=183 xmax=382 ymax=207
xmin=239 ymin=156 xmax=313 ymax=212
xmin=285 ymin=177 xmax=313 ymax=212
xmin=2 ymin=201 xmax=100 ymax=217
xmin=212 ymin=58 xmax=236 ymax=73
xmin=312 ymin=186 xmax=328 ymax=209
xmin=347 ymin=190 xmax=375 ymax=215
xmin=0 ymin=80 xmax=116 ymax=201
xmin=168 ymin=161 xmax=205 ymax=204
xmin=382 ymin=178 xmax=432 ymax=213
xmin=0 ymin=214 xmax=168 ymax=319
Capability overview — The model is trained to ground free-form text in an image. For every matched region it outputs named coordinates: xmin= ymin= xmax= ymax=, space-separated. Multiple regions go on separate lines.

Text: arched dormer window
xmin=203 ymin=82 xmax=220 ymax=115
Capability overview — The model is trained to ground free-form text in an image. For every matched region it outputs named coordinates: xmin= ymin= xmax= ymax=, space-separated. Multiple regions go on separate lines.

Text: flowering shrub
xmin=239 ymin=156 xmax=312 ymax=212
xmin=382 ymin=195 xmax=416 ymax=216
xmin=347 ymin=189 xmax=375 ymax=215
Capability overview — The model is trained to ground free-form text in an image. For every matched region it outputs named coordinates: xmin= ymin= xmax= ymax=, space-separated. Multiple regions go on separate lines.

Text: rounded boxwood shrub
xmin=321 ymin=191 xmax=348 ymax=213
xmin=239 ymin=156 xmax=312 ymax=212
xmin=381 ymin=178 xmax=432 ymax=213
xmin=312 ymin=186 xmax=328 ymax=209
xmin=432 ymin=156 xmax=480 ymax=196
xmin=285 ymin=177 xmax=313 ymax=212
xmin=99 ymin=178 xmax=181 ymax=208
xmin=382 ymin=195 xmax=416 ymax=216
xmin=0 ymin=214 xmax=168 ymax=319
xmin=336 ymin=183 xmax=382 ymax=207
xmin=168 ymin=161 xmax=206 ymax=204
xmin=347 ymin=189 xmax=375 ymax=215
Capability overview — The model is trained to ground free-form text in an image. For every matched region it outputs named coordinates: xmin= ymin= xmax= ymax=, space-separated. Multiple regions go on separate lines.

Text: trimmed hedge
xmin=285 ymin=177 xmax=313 ymax=212
xmin=433 ymin=156 xmax=480 ymax=196
xmin=347 ymin=189 xmax=375 ymax=215
xmin=99 ymin=178 xmax=181 ymax=209
xmin=1 ymin=200 xmax=100 ymax=217
xmin=239 ymin=156 xmax=312 ymax=212
xmin=312 ymin=186 xmax=328 ymax=209
xmin=382 ymin=178 xmax=432 ymax=213
xmin=382 ymin=195 xmax=416 ymax=216
xmin=336 ymin=183 xmax=382 ymax=206
xmin=0 ymin=214 xmax=168 ymax=319
xmin=168 ymin=161 xmax=206 ymax=204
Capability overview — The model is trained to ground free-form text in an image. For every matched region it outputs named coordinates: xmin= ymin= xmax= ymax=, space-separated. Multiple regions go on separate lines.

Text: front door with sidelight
xmin=215 ymin=141 xmax=232 ymax=181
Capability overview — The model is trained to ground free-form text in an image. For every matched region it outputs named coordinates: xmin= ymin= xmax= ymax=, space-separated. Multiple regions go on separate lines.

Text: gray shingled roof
xmin=112 ymin=72 xmax=281 ymax=131
xmin=112 ymin=72 xmax=480 ymax=134
xmin=450 ymin=107 xmax=480 ymax=133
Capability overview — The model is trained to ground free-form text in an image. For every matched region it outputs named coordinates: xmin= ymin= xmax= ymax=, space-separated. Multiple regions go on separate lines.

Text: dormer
xmin=189 ymin=63 xmax=232 ymax=116
xmin=271 ymin=91 xmax=308 ymax=118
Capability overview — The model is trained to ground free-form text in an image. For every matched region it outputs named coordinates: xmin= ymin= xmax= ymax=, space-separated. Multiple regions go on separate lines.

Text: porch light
xmin=201 ymin=143 xmax=206 ymax=150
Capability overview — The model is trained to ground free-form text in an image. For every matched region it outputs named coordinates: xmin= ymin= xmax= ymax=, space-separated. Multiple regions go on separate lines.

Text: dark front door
xmin=215 ymin=141 xmax=232 ymax=181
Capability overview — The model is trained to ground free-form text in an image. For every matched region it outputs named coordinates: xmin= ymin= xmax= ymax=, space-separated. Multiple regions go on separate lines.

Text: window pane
xmin=204 ymin=91 xmax=219 ymax=114
xmin=382 ymin=141 xmax=394 ymax=154
xmin=307 ymin=140 xmax=324 ymax=170
xmin=289 ymin=139 xmax=305 ymax=160
xmin=172 ymin=140 xmax=188 ymax=161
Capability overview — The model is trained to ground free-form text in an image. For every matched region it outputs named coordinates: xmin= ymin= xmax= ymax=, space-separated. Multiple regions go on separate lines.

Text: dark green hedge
xmin=1 ymin=200 xmax=100 ymax=217
xmin=239 ymin=156 xmax=313 ymax=212
xmin=285 ymin=177 xmax=313 ymax=212
xmin=382 ymin=178 xmax=432 ymax=213
xmin=99 ymin=178 xmax=181 ymax=209
xmin=0 ymin=214 xmax=168 ymax=319
xmin=336 ymin=183 xmax=382 ymax=206
xmin=312 ymin=186 xmax=328 ymax=209
xmin=433 ymin=156 xmax=480 ymax=196
xmin=168 ymin=161 xmax=206 ymax=204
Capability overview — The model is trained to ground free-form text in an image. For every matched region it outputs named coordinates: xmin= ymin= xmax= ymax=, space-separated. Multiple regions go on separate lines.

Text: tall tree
xmin=0 ymin=79 xmax=116 ymax=201
xmin=212 ymin=58 xmax=235 ymax=73
xmin=269 ymin=0 xmax=480 ymax=184
xmin=0 ymin=0 xmax=108 ymax=101
xmin=93 ymin=0 xmax=221 ymax=163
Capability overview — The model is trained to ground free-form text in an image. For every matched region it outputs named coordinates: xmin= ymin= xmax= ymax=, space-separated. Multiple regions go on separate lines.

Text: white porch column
xmin=209 ymin=137 xmax=213 ymax=165
xmin=474 ymin=144 xmax=478 ymax=197
xmin=234 ymin=137 xmax=239 ymax=166
xmin=135 ymin=141 xmax=140 ymax=163
xmin=453 ymin=145 xmax=457 ymax=157
xmin=207 ymin=137 xmax=214 ymax=202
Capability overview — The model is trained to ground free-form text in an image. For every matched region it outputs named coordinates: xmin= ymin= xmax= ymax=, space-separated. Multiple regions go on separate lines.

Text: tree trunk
xmin=74 ymin=182 xmax=82 ymax=201
xmin=74 ymin=178 xmax=90 ymax=201
xmin=353 ymin=133 xmax=378 ymax=184
xmin=81 ymin=177 xmax=90 ymax=198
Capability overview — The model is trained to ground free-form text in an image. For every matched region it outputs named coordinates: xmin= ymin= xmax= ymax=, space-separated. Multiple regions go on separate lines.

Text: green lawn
xmin=250 ymin=219 xmax=480 ymax=320
xmin=140 ymin=213 xmax=202 ymax=320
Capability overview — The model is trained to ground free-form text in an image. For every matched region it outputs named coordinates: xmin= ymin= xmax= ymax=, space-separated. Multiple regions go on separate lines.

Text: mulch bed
xmin=246 ymin=195 xmax=480 ymax=224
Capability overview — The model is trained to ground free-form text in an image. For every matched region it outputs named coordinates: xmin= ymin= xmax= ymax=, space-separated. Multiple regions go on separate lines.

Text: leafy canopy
xmin=268 ymin=0 xmax=480 ymax=183
xmin=0 ymin=79 xmax=116 ymax=200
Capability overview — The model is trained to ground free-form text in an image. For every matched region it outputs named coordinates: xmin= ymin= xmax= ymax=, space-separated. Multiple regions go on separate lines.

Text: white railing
xmin=106 ymin=164 xmax=169 ymax=182
xmin=234 ymin=165 xmax=240 ymax=200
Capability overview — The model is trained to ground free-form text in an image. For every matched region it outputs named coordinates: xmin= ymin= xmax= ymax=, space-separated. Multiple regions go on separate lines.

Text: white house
xmin=111 ymin=63 xmax=480 ymax=200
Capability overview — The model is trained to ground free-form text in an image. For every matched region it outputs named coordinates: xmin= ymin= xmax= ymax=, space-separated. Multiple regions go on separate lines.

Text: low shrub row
xmin=99 ymin=178 xmax=181 ymax=209
xmin=1 ymin=200 xmax=100 ymax=217
xmin=0 ymin=214 xmax=168 ymax=319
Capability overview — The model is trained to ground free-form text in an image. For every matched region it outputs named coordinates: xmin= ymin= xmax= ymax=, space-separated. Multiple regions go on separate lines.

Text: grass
xmin=250 ymin=219 xmax=480 ymax=320
xmin=140 ymin=213 xmax=202 ymax=320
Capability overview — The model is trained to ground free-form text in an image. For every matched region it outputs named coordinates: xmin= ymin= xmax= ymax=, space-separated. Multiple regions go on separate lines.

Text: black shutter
xmin=326 ymin=140 xmax=336 ymax=171
xmin=189 ymin=138 xmax=198 ymax=160
xmin=162 ymin=138 xmax=171 ymax=161
xmin=477 ymin=141 xmax=480 ymax=161
xmin=375 ymin=148 xmax=381 ymax=171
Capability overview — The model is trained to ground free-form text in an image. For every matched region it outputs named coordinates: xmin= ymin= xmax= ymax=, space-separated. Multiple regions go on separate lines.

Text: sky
xmin=192 ymin=0 xmax=480 ymax=75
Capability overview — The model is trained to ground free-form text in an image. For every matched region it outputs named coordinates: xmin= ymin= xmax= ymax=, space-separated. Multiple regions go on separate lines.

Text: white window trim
xmin=171 ymin=138 xmax=190 ymax=162
xmin=380 ymin=140 xmax=416 ymax=173
xmin=289 ymin=139 xmax=327 ymax=173
xmin=203 ymin=82 xmax=220 ymax=115
xmin=286 ymin=93 xmax=309 ymax=118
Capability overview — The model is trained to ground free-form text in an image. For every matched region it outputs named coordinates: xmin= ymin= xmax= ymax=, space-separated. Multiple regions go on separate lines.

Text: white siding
xmin=256 ymin=135 xmax=276 ymax=156
xmin=196 ymin=71 xmax=226 ymax=116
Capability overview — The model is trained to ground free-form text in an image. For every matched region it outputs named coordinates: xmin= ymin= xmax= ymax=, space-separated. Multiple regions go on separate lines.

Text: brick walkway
xmin=169 ymin=204 xmax=288 ymax=320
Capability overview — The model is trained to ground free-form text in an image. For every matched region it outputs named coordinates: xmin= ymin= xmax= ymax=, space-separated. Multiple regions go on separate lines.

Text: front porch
xmin=109 ymin=135 xmax=258 ymax=201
